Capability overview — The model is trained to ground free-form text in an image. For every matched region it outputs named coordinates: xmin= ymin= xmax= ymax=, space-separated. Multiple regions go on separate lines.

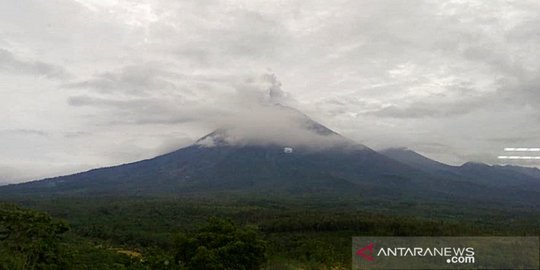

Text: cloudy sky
xmin=1 ymin=0 xmax=540 ymax=183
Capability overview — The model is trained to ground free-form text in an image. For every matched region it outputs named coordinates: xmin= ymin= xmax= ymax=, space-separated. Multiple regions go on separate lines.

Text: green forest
xmin=1 ymin=195 xmax=539 ymax=269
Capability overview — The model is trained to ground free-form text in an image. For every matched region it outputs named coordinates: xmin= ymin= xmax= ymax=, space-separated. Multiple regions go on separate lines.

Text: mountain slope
xmin=495 ymin=164 xmax=540 ymax=179
xmin=0 ymin=107 xmax=539 ymax=207
xmin=380 ymin=147 xmax=540 ymax=192
xmin=0 ymin=142 xmax=427 ymax=197
xmin=379 ymin=148 xmax=456 ymax=175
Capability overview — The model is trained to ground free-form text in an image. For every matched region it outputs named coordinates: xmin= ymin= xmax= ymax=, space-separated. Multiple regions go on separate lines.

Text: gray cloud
xmin=0 ymin=165 xmax=21 ymax=184
xmin=67 ymin=95 xmax=201 ymax=125
xmin=65 ymin=65 xmax=182 ymax=95
xmin=66 ymin=71 xmax=296 ymax=127
xmin=0 ymin=129 xmax=48 ymax=136
xmin=1 ymin=0 xmax=540 ymax=183
xmin=366 ymin=98 xmax=486 ymax=119
xmin=0 ymin=48 xmax=70 ymax=79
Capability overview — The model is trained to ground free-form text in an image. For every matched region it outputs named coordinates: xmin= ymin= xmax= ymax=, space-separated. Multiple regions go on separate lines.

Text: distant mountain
xmin=380 ymin=147 xmax=540 ymax=192
xmin=495 ymin=164 xmax=540 ymax=179
xmin=1 ymin=106 xmax=539 ymax=207
xmin=456 ymin=161 xmax=540 ymax=189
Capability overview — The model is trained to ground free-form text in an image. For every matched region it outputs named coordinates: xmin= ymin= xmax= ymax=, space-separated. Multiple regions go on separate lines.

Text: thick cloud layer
xmin=1 ymin=0 xmax=540 ymax=182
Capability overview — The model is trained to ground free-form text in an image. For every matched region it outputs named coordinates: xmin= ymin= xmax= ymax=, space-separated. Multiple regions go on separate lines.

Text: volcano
xmin=1 ymin=105 xmax=539 ymax=207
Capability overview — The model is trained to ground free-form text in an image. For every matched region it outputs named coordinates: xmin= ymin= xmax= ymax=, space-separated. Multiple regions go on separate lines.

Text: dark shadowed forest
xmin=1 ymin=195 xmax=538 ymax=269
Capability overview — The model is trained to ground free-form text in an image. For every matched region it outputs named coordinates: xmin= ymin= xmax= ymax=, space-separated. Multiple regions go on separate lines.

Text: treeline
xmin=259 ymin=213 xmax=489 ymax=235
xmin=0 ymin=203 xmax=68 ymax=269
xmin=0 ymin=204 xmax=267 ymax=269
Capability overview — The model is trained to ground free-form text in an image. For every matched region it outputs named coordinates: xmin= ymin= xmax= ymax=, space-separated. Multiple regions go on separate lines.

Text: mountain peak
xmin=460 ymin=161 xmax=490 ymax=168
xmin=194 ymin=104 xmax=355 ymax=149
xmin=195 ymin=129 xmax=230 ymax=147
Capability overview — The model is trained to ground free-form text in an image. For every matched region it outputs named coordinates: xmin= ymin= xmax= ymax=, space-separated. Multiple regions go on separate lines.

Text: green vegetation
xmin=0 ymin=204 xmax=68 ymax=269
xmin=1 ymin=196 xmax=538 ymax=269
xmin=175 ymin=218 xmax=266 ymax=270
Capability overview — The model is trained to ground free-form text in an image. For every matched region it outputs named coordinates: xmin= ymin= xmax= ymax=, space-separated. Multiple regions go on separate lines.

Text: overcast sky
xmin=1 ymin=0 xmax=540 ymax=183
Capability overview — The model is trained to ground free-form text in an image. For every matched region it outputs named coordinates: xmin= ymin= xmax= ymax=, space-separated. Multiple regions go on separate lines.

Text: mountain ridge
xmin=0 ymin=106 xmax=538 ymax=208
xmin=380 ymin=147 xmax=540 ymax=190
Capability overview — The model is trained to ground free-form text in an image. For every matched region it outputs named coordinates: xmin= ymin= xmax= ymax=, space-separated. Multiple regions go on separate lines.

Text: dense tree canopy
xmin=0 ymin=204 xmax=68 ymax=270
xmin=0 ymin=196 xmax=537 ymax=269
xmin=175 ymin=218 xmax=267 ymax=270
